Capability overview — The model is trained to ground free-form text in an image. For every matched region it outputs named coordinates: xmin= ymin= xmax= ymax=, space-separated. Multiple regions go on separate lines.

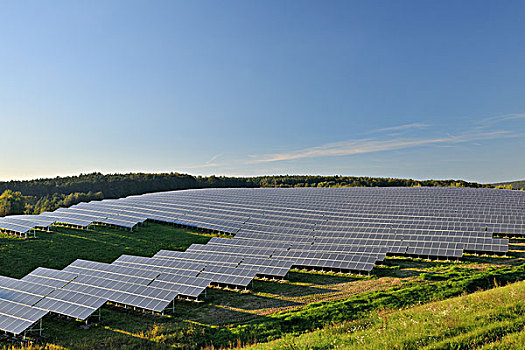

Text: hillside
xmin=493 ymin=180 xmax=525 ymax=190
xmin=248 ymin=280 xmax=525 ymax=350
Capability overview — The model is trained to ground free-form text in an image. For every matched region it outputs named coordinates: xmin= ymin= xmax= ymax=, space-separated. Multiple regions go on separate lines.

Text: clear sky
xmin=1 ymin=1 xmax=524 ymax=183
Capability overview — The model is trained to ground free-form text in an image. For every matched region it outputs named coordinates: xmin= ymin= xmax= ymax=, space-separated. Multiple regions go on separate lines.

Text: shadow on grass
xmin=382 ymin=258 xmax=463 ymax=269
xmin=373 ymin=266 xmax=421 ymax=278
xmin=287 ymin=271 xmax=362 ymax=286
xmin=253 ymin=279 xmax=334 ymax=297
xmin=509 ymin=244 xmax=525 ymax=251
xmin=39 ymin=302 xmax=268 ymax=349
xmin=0 ymin=233 xmax=24 ymax=241
xmin=161 ymin=290 xmax=277 ymax=326
xmin=205 ymin=289 xmax=299 ymax=310
xmin=38 ymin=310 xmax=170 ymax=350
xmin=466 ymin=255 xmax=525 ymax=265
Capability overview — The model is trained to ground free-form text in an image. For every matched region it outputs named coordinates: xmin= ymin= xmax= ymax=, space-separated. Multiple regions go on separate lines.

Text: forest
xmin=0 ymin=172 xmax=496 ymax=216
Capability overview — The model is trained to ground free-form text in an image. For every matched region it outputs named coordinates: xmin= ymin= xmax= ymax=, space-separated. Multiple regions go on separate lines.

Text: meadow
xmin=248 ymin=279 xmax=525 ymax=350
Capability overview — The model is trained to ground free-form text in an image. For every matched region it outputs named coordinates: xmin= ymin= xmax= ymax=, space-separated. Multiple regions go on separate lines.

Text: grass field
xmin=247 ymin=279 xmax=525 ymax=350
xmin=0 ymin=226 xmax=523 ymax=349
xmin=0 ymin=223 xmax=212 ymax=279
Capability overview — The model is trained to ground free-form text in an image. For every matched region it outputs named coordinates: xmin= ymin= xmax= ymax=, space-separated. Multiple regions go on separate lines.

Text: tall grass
xmin=248 ymin=280 xmax=525 ymax=350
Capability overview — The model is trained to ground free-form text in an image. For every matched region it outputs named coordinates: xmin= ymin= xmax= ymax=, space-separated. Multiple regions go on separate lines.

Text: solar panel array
xmin=0 ymin=258 xmax=214 ymax=335
xmin=57 ymin=187 xmax=520 ymax=262
xmin=1 ymin=187 xmax=524 ymax=336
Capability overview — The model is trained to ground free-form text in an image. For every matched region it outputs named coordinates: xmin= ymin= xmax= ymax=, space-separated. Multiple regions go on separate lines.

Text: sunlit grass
xmin=248 ymin=280 xmax=525 ymax=350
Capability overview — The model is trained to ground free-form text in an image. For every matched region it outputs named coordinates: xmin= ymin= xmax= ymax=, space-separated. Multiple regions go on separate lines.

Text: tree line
xmin=0 ymin=172 xmax=496 ymax=217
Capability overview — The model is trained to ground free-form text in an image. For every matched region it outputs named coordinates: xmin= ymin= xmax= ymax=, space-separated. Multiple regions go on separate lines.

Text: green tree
xmin=0 ymin=190 xmax=26 ymax=216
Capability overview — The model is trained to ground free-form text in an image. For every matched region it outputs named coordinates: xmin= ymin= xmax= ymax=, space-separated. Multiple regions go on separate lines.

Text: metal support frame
xmin=21 ymin=318 xmax=43 ymax=340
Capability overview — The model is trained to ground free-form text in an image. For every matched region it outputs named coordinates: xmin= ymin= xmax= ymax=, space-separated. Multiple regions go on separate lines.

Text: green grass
xmin=0 ymin=223 xmax=212 ymax=278
xmin=247 ymin=280 xmax=525 ymax=350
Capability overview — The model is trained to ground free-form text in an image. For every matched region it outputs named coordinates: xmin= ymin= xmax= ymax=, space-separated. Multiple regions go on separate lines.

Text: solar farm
xmin=0 ymin=187 xmax=524 ymax=346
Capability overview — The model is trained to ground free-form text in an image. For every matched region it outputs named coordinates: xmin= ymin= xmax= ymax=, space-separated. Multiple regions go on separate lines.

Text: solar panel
xmin=62 ymin=274 xmax=178 ymax=312
xmin=21 ymin=267 xmax=78 ymax=289
xmin=149 ymin=274 xmax=211 ymax=298
xmin=63 ymin=259 xmax=159 ymax=285
xmin=0 ymin=276 xmax=55 ymax=305
xmin=0 ymin=298 xmax=48 ymax=335
xmin=197 ymin=265 xmax=259 ymax=288
xmin=112 ymin=255 xmax=206 ymax=276
xmin=34 ymin=289 xmax=106 ymax=320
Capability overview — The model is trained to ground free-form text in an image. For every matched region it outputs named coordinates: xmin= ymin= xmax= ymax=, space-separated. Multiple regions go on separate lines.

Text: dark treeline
xmin=0 ymin=172 xmax=493 ymax=216
xmin=253 ymin=175 xmax=490 ymax=189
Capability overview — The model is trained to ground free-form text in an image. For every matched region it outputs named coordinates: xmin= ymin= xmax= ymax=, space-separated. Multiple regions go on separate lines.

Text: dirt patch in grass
xmin=211 ymin=275 xmax=411 ymax=319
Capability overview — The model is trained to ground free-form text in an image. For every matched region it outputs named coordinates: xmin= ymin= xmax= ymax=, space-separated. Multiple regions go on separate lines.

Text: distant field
xmin=0 ymin=226 xmax=523 ymax=349
xmin=0 ymin=223 xmax=212 ymax=279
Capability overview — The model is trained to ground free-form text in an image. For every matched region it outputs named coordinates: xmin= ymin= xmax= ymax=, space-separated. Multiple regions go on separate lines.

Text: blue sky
xmin=1 ymin=1 xmax=524 ymax=183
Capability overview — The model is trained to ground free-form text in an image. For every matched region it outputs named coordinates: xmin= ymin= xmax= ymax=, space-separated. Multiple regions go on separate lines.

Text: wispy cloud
xmin=179 ymin=163 xmax=222 ymax=169
xmin=179 ymin=153 xmax=224 ymax=170
xmin=372 ymin=123 xmax=429 ymax=133
xmin=247 ymin=130 xmax=518 ymax=164
xmin=205 ymin=153 xmax=222 ymax=164
xmin=476 ymin=113 xmax=525 ymax=127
